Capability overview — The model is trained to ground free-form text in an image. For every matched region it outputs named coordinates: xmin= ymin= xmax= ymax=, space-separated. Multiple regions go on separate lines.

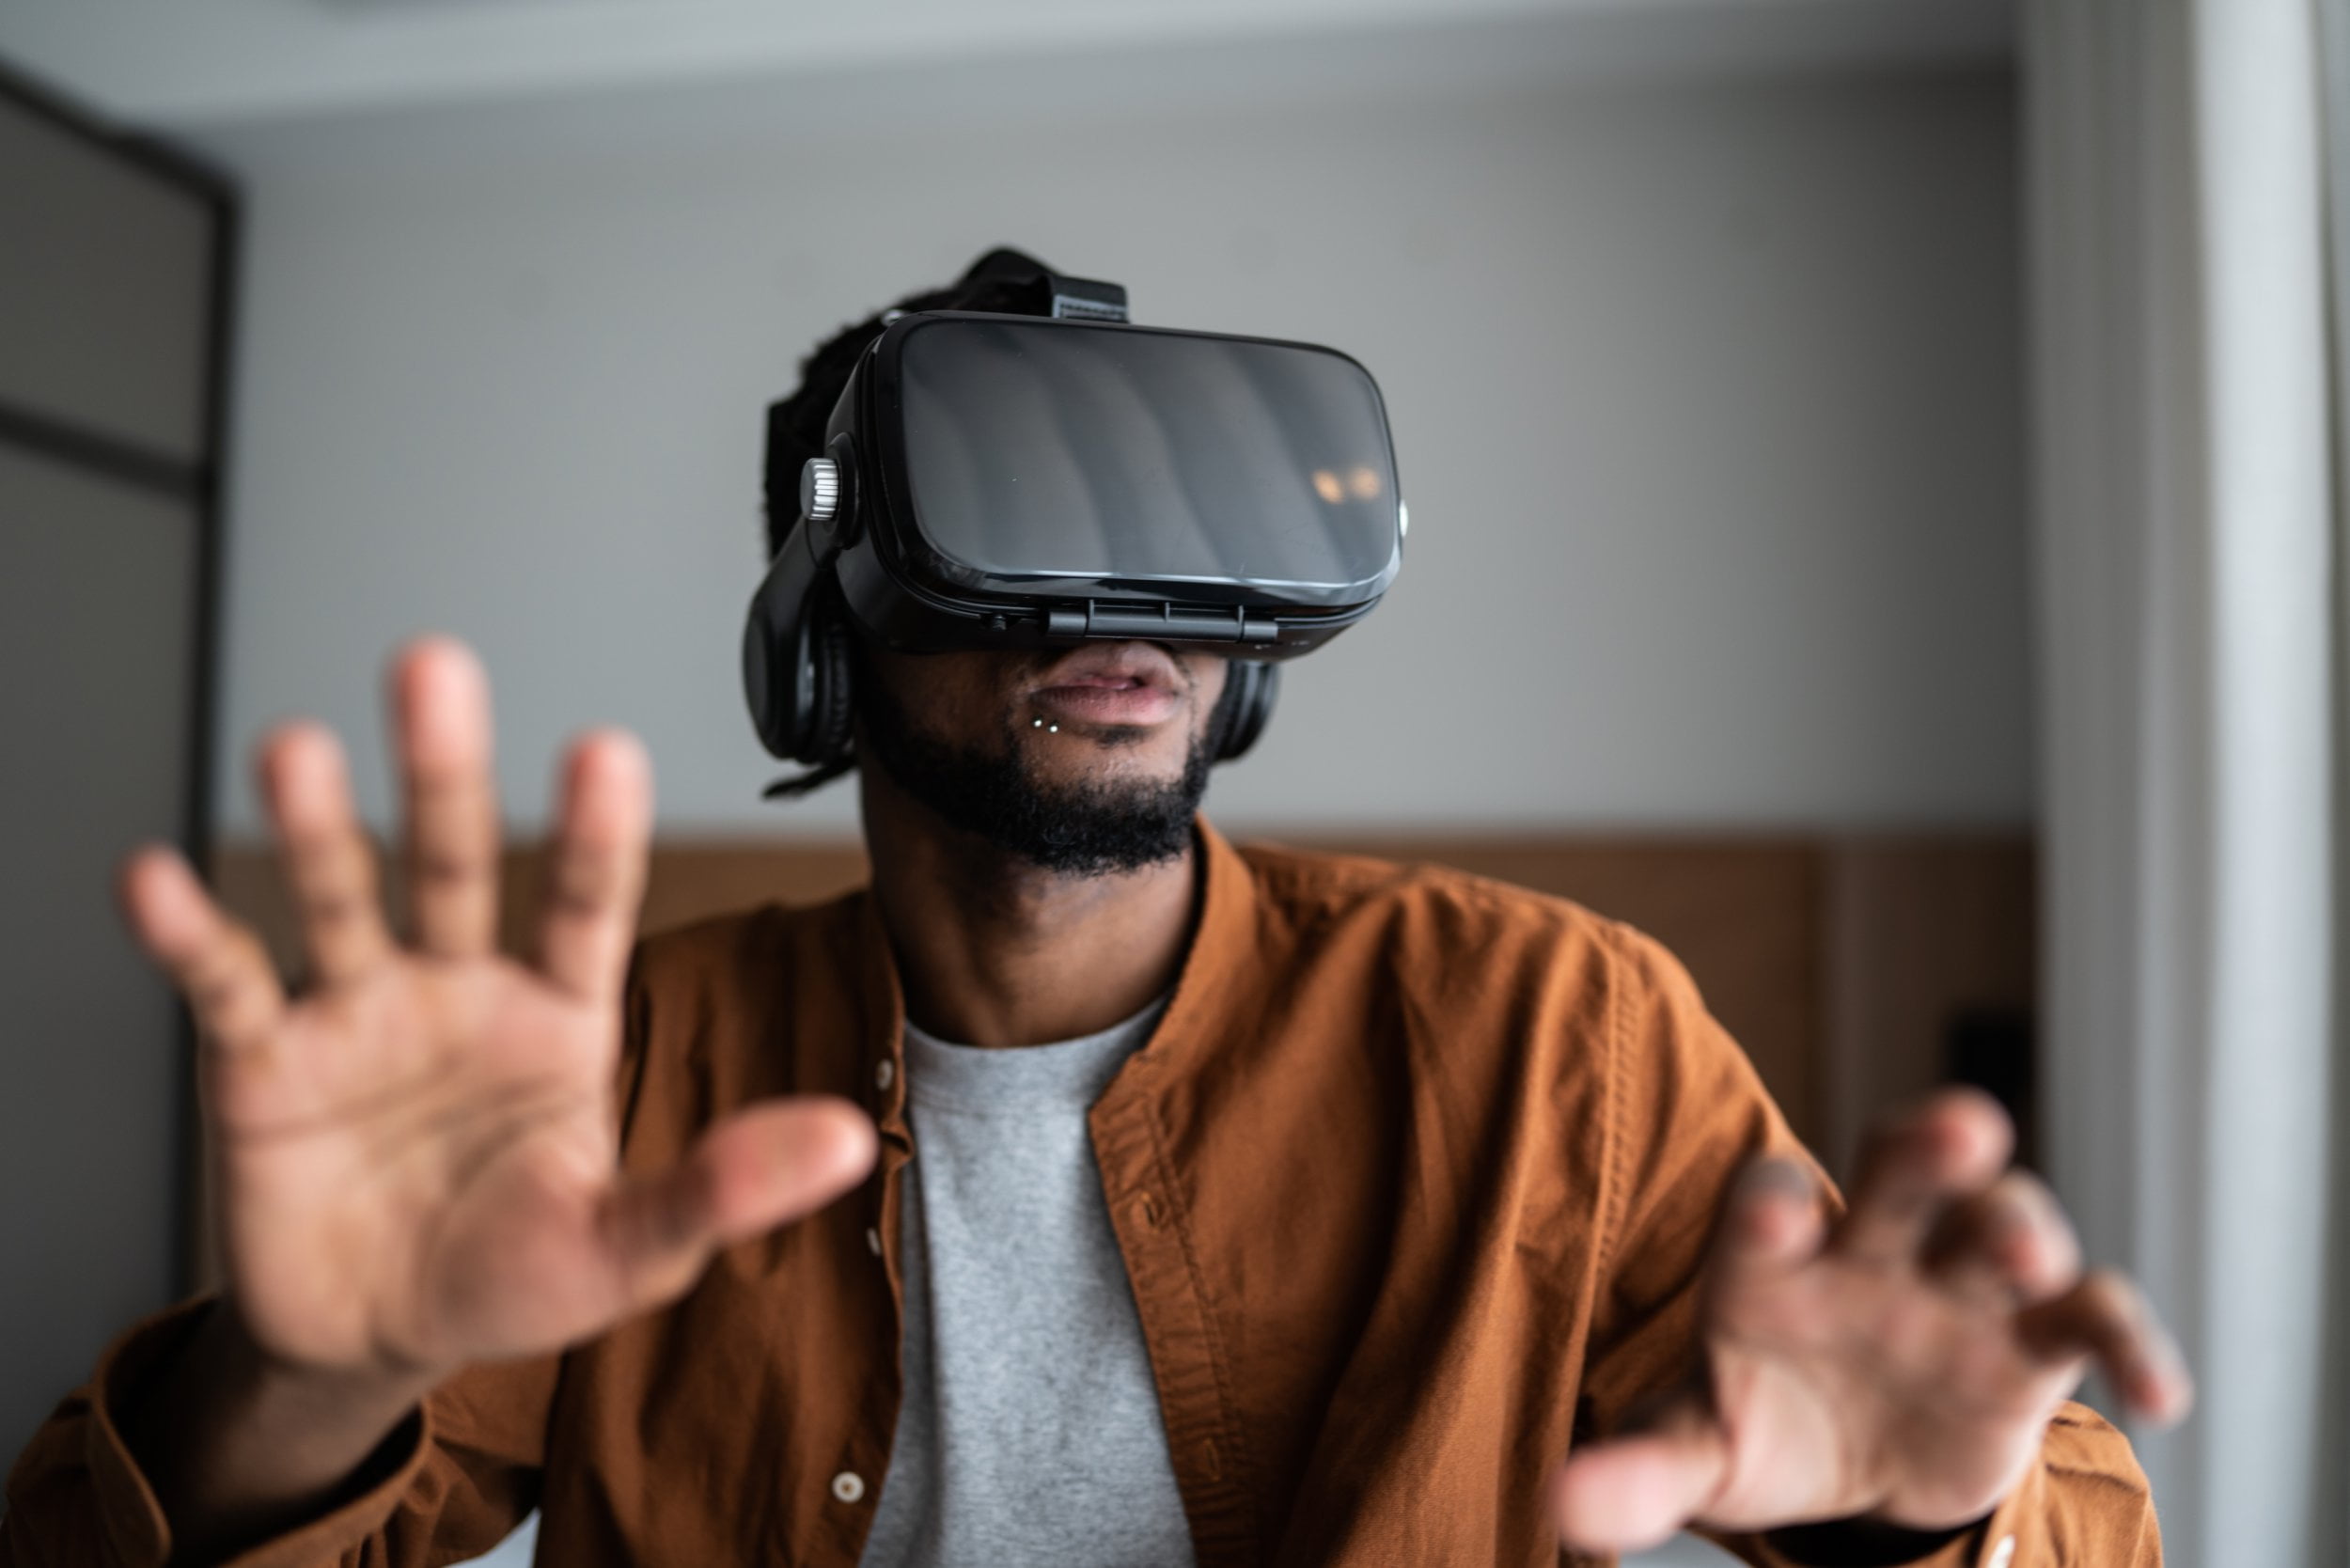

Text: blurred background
xmin=0 ymin=1 xmax=2342 ymax=1563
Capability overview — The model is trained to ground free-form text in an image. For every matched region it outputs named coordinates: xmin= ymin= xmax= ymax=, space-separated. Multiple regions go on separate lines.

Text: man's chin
xmin=1013 ymin=718 xmax=1159 ymax=755
xmin=1016 ymin=732 xmax=1198 ymax=784
xmin=922 ymin=760 xmax=1207 ymax=878
xmin=860 ymin=697 xmax=1212 ymax=878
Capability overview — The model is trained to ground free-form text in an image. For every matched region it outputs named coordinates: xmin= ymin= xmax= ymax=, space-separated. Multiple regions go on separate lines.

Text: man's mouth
xmin=1027 ymin=643 xmax=1184 ymax=729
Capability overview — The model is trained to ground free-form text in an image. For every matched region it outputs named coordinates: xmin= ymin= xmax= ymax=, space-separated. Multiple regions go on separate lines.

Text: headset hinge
xmin=1047 ymin=274 xmax=1129 ymax=323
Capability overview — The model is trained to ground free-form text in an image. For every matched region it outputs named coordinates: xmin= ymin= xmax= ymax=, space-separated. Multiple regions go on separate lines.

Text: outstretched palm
xmin=1554 ymin=1092 xmax=2192 ymax=1552
xmin=125 ymin=639 xmax=875 ymax=1388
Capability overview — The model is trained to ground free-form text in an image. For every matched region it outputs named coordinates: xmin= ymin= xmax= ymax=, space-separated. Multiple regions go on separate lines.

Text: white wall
xmin=202 ymin=62 xmax=2029 ymax=838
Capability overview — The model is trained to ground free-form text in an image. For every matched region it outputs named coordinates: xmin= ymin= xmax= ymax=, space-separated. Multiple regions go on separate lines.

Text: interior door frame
xmin=0 ymin=58 xmax=237 ymax=1292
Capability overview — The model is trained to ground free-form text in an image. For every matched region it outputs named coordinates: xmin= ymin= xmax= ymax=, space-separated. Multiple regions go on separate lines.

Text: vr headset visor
xmin=770 ymin=309 xmax=1405 ymax=657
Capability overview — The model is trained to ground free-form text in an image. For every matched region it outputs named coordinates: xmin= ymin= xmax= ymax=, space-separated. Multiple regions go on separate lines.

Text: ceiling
xmin=3 ymin=0 xmax=2013 ymax=139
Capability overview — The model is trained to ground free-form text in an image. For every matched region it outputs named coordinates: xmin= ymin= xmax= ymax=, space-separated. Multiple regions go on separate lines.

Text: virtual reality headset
xmin=744 ymin=259 xmax=1405 ymax=777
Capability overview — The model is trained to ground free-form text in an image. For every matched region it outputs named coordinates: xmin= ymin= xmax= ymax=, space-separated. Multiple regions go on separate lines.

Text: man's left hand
xmin=1554 ymin=1089 xmax=2193 ymax=1554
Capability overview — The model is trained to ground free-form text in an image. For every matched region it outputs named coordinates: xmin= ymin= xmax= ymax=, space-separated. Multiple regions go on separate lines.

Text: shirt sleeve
xmin=0 ymin=1300 xmax=555 ymax=1568
xmin=1705 ymin=1405 xmax=2162 ymax=1568
xmin=1573 ymin=923 xmax=2164 ymax=1568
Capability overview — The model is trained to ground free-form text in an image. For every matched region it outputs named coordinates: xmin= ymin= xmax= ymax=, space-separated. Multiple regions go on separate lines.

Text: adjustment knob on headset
xmin=800 ymin=457 xmax=840 ymax=525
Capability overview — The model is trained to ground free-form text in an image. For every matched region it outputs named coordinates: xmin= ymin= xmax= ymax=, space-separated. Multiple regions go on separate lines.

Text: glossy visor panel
xmin=895 ymin=318 xmax=1399 ymax=600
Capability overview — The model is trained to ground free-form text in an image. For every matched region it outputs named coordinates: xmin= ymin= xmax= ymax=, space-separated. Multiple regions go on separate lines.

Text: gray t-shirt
xmin=855 ymin=1000 xmax=1198 ymax=1568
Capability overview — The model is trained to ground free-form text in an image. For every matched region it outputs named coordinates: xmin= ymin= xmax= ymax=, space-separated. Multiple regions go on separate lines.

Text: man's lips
xmin=1030 ymin=682 xmax=1182 ymax=727
xmin=1027 ymin=644 xmax=1184 ymax=728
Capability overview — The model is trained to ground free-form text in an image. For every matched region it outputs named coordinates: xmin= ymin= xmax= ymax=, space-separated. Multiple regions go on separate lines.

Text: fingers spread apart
xmin=2017 ymin=1269 xmax=2195 ymax=1428
xmin=395 ymin=639 xmax=502 ymax=959
xmin=119 ymin=847 xmax=286 ymax=1054
xmin=1920 ymin=1168 xmax=2081 ymax=1306
xmin=595 ymin=1097 xmax=878 ymax=1316
xmin=536 ymin=729 xmax=652 ymax=1001
xmin=1709 ymin=1155 xmax=1828 ymax=1288
xmin=1833 ymin=1088 xmax=2013 ymax=1268
xmin=1554 ymin=1400 xmax=1731 ymax=1555
xmin=258 ymin=722 xmax=391 ymax=987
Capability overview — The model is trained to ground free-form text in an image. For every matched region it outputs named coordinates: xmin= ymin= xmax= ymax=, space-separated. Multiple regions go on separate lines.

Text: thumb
xmin=1554 ymin=1400 xmax=1731 ymax=1555
xmin=598 ymin=1095 xmax=878 ymax=1314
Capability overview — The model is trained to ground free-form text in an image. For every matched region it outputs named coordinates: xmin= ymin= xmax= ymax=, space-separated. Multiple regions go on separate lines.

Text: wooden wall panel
xmin=208 ymin=838 xmax=876 ymax=977
xmin=209 ymin=831 xmax=2032 ymax=1166
xmin=1819 ymin=838 xmax=2037 ymax=1173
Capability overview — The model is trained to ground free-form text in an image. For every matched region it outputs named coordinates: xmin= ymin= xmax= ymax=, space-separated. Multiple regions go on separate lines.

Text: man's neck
xmin=858 ymin=767 xmax=1201 ymax=1048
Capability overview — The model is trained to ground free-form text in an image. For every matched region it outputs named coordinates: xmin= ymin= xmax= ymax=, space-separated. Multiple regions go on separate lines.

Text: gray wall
xmin=202 ymin=64 xmax=2030 ymax=839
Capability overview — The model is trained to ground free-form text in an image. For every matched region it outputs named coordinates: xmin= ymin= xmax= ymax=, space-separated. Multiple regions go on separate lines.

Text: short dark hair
xmin=761 ymin=246 xmax=1064 ymax=561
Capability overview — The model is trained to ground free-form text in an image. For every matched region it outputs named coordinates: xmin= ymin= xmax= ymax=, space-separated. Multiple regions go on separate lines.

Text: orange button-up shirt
xmin=4 ymin=823 xmax=2157 ymax=1566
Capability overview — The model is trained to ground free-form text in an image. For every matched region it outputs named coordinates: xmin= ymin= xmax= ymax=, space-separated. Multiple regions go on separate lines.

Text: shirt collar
xmin=852 ymin=814 xmax=1261 ymax=1155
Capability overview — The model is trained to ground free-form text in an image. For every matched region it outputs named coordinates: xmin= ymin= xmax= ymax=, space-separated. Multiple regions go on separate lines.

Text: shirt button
xmin=865 ymin=1225 xmax=883 ymax=1256
xmin=874 ymin=1059 xmax=895 ymax=1091
xmin=1986 ymin=1536 xmax=2014 ymax=1568
xmin=831 ymin=1470 xmax=866 ymax=1503
xmin=1134 ymin=1192 xmax=1162 ymax=1228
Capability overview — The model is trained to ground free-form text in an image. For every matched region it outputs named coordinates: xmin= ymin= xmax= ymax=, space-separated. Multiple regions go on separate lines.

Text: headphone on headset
xmin=745 ymin=252 xmax=1287 ymax=792
xmin=745 ymin=563 xmax=1281 ymax=786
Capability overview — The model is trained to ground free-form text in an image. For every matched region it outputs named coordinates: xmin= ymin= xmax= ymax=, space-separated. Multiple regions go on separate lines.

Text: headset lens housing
xmin=885 ymin=315 xmax=1401 ymax=613
xmin=815 ymin=313 xmax=1401 ymax=654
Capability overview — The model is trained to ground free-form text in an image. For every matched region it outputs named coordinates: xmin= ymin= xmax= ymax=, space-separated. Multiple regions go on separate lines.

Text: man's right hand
xmin=114 ymin=638 xmax=876 ymax=1552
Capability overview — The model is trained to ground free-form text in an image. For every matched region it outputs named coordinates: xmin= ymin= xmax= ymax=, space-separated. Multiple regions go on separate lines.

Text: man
xmin=3 ymin=259 xmax=2186 ymax=1568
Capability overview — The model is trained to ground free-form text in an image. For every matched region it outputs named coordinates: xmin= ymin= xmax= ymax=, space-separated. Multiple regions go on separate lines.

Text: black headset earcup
xmin=806 ymin=590 xmax=855 ymax=765
xmin=743 ymin=528 xmax=856 ymax=766
xmin=1216 ymin=660 xmax=1279 ymax=761
xmin=742 ymin=557 xmax=804 ymax=760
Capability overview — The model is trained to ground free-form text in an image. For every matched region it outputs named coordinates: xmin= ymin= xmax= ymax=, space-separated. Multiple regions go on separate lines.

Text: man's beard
xmin=854 ymin=660 xmax=1225 ymax=878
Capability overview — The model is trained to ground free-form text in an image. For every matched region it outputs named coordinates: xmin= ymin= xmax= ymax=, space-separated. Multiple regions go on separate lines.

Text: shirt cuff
xmin=1753 ymin=1517 xmax=1982 ymax=1567
xmin=78 ymin=1299 xmax=436 ymax=1568
xmin=1721 ymin=1464 xmax=2041 ymax=1568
